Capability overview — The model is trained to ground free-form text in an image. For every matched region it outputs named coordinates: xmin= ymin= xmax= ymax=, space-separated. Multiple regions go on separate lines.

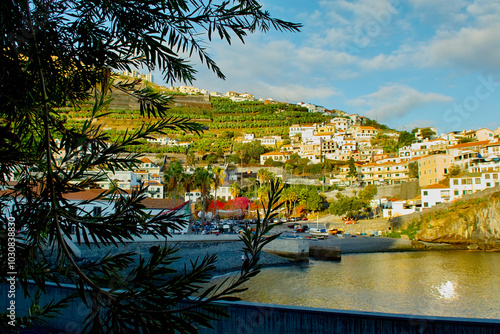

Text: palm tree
xmin=257 ymin=168 xmax=274 ymax=185
xmin=194 ymin=167 xmax=213 ymax=217
xmin=212 ymin=166 xmax=225 ymax=218
xmin=281 ymin=187 xmax=298 ymax=219
xmin=229 ymin=182 xmax=241 ymax=221
xmin=229 ymin=182 xmax=241 ymax=200
xmin=257 ymin=183 xmax=269 ymax=208
xmin=212 ymin=166 xmax=225 ymax=202
xmin=181 ymin=171 xmax=195 ymax=199
xmin=163 ymin=160 xmax=184 ymax=199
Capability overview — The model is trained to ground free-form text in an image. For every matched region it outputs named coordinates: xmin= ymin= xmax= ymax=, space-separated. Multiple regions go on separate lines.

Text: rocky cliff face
xmin=416 ymin=192 xmax=500 ymax=247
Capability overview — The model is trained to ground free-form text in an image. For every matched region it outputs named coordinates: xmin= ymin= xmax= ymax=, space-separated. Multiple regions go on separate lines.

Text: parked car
xmin=294 ymin=224 xmax=308 ymax=233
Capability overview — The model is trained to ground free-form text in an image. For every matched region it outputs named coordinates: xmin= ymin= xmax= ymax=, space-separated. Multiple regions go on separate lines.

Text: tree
xmin=194 ymin=166 xmax=213 ymax=215
xmin=347 ymin=157 xmax=358 ymax=184
xmin=458 ymin=137 xmax=474 ymax=144
xmin=328 ymin=193 xmax=365 ymax=218
xmin=229 ymin=182 xmax=241 ymax=200
xmin=398 ymin=131 xmax=416 ymax=147
xmin=421 ymin=128 xmax=436 ymax=140
xmin=281 ymin=187 xmax=298 ymax=219
xmin=304 ymin=188 xmax=325 ymax=213
xmin=0 ymin=1 xmax=299 ymax=331
xmin=257 ymin=168 xmax=274 ymax=185
xmin=358 ymin=185 xmax=378 ymax=203
xmin=163 ymin=160 xmax=185 ymax=199
xmin=408 ymin=161 xmax=419 ymax=178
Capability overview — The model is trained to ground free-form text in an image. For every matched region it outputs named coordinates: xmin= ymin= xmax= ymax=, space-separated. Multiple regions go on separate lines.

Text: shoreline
xmin=203 ymin=233 xmax=461 ymax=278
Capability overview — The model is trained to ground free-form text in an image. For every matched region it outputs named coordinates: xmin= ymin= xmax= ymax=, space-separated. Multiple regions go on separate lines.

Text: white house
xmin=421 ymin=183 xmax=450 ymax=209
xmin=449 ymin=172 xmax=499 ymax=201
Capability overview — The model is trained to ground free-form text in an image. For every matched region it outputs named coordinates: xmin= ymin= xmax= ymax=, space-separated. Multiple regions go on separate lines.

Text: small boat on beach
xmin=309 ymin=228 xmax=329 ymax=238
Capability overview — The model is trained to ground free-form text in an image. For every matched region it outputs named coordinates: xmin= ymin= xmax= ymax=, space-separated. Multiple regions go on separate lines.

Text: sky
xmin=153 ymin=0 xmax=500 ymax=135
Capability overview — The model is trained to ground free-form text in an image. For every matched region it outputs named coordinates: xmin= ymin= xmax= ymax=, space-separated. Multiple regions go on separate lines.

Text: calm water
xmin=236 ymin=251 xmax=500 ymax=319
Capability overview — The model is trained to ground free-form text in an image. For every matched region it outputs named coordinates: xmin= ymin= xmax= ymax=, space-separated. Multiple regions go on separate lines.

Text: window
xmin=494 ymin=174 xmax=498 ymax=180
xmin=453 ymin=179 xmax=459 ymax=185
xmin=454 ymin=190 xmax=459 ymax=195
xmin=475 ymin=178 xmax=481 ymax=184
xmin=424 ymin=202 xmax=429 ymax=207
xmin=485 ymin=174 xmax=491 ymax=179
xmin=461 ymin=179 xmax=467 ymax=185
xmin=466 ymin=179 xmax=472 ymax=185
xmin=93 ymin=206 xmax=102 ymax=216
xmin=423 ymin=191 xmax=428 ymax=195
xmin=487 ymin=183 xmax=491 ymax=187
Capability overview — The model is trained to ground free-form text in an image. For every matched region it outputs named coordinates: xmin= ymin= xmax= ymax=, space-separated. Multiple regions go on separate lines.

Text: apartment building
xmin=463 ymin=128 xmax=494 ymax=142
xmin=417 ymin=154 xmax=453 ymax=187
xmin=359 ymin=161 xmax=409 ymax=185
xmin=449 ymin=172 xmax=500 ymax=201
xmin=349 ymin=125 xmax=378 ymax=141
xmin=330 ymin=117 xmax=351 ymax=131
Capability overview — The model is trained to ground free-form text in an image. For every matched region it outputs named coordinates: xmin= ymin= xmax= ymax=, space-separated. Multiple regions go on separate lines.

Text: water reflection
xmin=234 ymin=251 xmax=500 ymax=319
xmin=436 ymin=281 xmax=456 ymax=300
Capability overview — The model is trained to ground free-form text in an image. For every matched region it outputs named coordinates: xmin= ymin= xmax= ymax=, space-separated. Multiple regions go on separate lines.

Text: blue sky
xmin=156 ymin=0 xmax=500 ymax=134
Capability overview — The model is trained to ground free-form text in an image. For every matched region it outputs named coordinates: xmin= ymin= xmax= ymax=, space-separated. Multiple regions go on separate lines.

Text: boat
xmin=309 ymin=228 xmax=329 ymax=238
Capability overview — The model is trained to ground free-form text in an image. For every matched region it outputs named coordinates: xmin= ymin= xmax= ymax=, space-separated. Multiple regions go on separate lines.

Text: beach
xmin=168 ymin=226 xmax=453 ymax=277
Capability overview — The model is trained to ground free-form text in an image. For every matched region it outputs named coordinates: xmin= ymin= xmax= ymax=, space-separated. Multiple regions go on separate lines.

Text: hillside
xmin=61 ymin=83 xmax=338 ymax=154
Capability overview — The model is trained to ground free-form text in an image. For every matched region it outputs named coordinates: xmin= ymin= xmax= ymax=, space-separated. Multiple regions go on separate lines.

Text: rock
xmin=401 ymin=234 xmax=410 ymax=240
xmin=411 ymin=239 xmax=426 ymax=250
xmin=467 ymin=244 xmax=479 ymax=250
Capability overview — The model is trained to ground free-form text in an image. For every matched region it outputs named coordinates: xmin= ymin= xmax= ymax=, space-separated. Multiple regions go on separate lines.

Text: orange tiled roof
xmin=447 ymin=140 xmax=491 ymax=149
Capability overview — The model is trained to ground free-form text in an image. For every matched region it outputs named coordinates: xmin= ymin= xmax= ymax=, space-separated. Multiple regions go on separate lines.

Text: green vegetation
xmin=386 ymin=221 xmax=420 ymax=239
xmin=63 ymin=95 xmax=331 ymax=157
xmin=328 ymin=185 xmax=378 ymax=218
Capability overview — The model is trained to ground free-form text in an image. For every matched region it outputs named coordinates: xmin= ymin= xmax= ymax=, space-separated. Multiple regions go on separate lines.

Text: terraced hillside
xmin=61 ymin=87 xmax=335 ymax=156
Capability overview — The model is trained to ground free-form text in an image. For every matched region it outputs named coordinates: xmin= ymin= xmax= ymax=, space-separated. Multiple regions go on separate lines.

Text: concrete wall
xmin=2 ymin=282 xmax=499 ymax=334
xmin=263 ymin=238 xmax=309 ymax=261
xmin=199 ymin=301 xmax=500 ymax=334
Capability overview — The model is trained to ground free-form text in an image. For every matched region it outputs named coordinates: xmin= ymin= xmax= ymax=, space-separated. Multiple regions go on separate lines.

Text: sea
xmin=236 ymin=250 xmax=500 ymax=319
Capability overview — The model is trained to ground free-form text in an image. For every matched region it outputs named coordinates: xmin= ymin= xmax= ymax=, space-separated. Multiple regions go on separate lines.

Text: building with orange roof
xmin=463 ymin=128 xmax=494 ymax=142
xmin=349 ymin=125 xmax=379 ymax=141
xmin=421 ymin=183 xmax=451 ymax=209
xmin=259 ymin=152 xmax=291 ymax=165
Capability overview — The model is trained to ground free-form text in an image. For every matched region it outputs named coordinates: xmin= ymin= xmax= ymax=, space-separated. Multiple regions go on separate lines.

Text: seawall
xmin=2 ymin=281 xmax=499 ymax=334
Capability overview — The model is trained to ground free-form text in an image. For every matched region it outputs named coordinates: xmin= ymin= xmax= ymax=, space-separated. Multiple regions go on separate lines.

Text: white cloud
xmin=417 ymin=24 xmax=500 ymax=71
xmin=348 ymin=84 xmax=453 ymax=122
xmin=253 ymin=82 xmax=339 ymax=103
xmin=356 ymin=20 xmax=500 ymax=72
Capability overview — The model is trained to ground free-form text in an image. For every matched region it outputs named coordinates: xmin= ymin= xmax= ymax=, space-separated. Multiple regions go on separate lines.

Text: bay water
xmin=237 ymin=251 xmax=500 ymax=319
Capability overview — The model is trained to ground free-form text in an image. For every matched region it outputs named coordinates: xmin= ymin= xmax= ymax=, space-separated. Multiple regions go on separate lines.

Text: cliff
xmin=388 ymin=188 xmax=500 ymax=250
xmin=413 ymin=191 xmax=500 ymax=248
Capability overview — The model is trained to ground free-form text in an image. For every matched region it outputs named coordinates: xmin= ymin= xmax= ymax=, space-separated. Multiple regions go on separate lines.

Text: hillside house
xmin=421 ymin=183 xmax=450 ymax=209
xmin=417 ymin=154 xmax=453 ymax=187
